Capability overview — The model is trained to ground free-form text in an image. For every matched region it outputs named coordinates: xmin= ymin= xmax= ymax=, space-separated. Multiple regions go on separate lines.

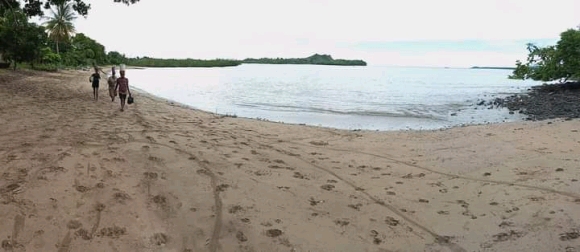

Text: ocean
xmin=126 ymin=64 xmax=540 ymax=131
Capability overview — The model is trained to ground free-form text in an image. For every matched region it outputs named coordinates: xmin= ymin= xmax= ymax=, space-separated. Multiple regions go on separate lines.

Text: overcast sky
xmin=61 ymin=0 xmax=580 ymax=67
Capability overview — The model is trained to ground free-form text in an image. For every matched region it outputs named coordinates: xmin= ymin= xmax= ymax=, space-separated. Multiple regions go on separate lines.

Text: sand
xmin=0 ymin=69 xmax=579 ymax=252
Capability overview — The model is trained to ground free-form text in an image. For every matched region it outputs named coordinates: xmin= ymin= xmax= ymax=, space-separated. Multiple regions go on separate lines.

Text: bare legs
xmin=120 ymin=96 xmax=126 ymax=112
xmin=93 ymin=87 xmax=99 ymax=101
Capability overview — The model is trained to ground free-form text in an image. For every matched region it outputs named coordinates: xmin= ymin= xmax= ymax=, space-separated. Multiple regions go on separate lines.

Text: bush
xmin=33 ymin=64 xmax=58 ymax=72
xmin=510 ymin=28 xmax=580 ymax=82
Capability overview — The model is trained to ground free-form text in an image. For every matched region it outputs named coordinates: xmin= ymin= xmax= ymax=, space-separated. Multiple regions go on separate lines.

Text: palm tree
xmin=43 ymin=2 xmax=76 ymax=54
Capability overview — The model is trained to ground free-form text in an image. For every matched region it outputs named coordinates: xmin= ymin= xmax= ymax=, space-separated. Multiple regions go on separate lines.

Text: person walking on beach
xmin=107 ymin=66 xmax=118 ymax=102
xmin=115 ymin=65 xmax=131 ymax=112
xmin=89 ymin=68 xmax=102 ymax=101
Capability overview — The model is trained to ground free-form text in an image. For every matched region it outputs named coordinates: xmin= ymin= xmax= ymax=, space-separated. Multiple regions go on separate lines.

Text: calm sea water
xmin=125 ymin=64 xmax=540 ymax=131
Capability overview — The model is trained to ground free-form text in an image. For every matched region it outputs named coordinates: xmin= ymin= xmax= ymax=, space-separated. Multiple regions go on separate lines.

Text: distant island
xmin=121 ymin=54 xmax=367 ymax=68
xmin=242 ymin=54 xmax=367 ymax=66
xmin=471 ymin=66 xmax=516 ymax=70
xmin=125 ymin=57 xmax=241 ymax=68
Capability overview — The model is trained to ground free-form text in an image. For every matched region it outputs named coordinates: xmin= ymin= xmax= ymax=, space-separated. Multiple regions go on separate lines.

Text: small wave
xmin=236 ymin=102 xmax=446 ymax=120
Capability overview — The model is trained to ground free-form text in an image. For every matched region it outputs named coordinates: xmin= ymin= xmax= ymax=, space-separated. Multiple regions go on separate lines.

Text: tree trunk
xmin=13 ymin=61 xmax=16 ymax=71
xmin=56 ymin=41 xmax=59 ymax=55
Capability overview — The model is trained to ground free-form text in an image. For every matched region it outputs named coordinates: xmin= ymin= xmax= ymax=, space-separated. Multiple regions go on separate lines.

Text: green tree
xmin=56 ymin=33 xmax=106 ymax=66
xmin=1 ymin=0 xmax=139 ymax=17
xmin=40 ymin=47 xmax=61 ymax=64
xmin=107 ymin=51 xmax=126 ymax=65
xmin=71 ymin=33 xmax=106 ymax=63
xmin=0 ymin=10 xmax=48 ymax=69
xmin=43 ymin=2 xmax=76 ymax=54
xmin=510 ymin=28 xmax=580 ymax=82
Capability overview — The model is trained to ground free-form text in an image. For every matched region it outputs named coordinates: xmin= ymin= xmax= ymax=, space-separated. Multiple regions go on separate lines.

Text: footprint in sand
xmin=293 ymin=172 xmax=307 ymax=180
xmin=334 ymin=219 xmax=350 ymax=227
xmin=370 ymin=230 xmax=383 ymax=244
xmin=236 ymin=231 xmax=248 ymax=242
xmin=254 ymin=170 xmax=271 ymax=176
xmin=143 ymin=172 xmax=158 ymax=180
xmin=320 ymin=184 xmax=335 ymax=191
xmin=216 ymin=184 xmax=230 ymax=192
xmin=97 ymin=226 xmax=127 ymax=239
xmin=148 ymin=155 xmax=164 ymax=163
xmin=348 ymin=203 xmax=362 ymax=211
xmin=228 ymin=205 xmax=244 ymax=214
xmin=385 ymin=216 xmax=399 ymax=226
xmin=559 ymin=230 xmax=580 ymax=241
xmin=265 ymin=229 xmax=283 ymax=238
xmin=113 ymin=191 xmax=131 ymax=204
xmin=152 ymin=195 xmax=167 ymax=206
xmin=309 ymin=197 xmax=324 ymax=206
xmin=75 ymin=185 xmax=90 ymax=193
xmin=67 ymin=220 xmax=82 ymax=229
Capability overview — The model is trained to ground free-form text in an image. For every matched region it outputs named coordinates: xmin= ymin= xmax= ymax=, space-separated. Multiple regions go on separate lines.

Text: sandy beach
xmin=1 ymin=69 xmax=579 ymax=252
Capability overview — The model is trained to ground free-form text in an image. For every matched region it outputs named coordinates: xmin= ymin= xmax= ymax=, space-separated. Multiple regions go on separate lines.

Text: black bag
xmin=127 ymin=96 xmax=134 ymax=104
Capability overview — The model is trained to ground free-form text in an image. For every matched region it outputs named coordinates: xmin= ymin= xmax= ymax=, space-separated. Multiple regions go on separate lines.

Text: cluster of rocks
xmin=474 ymin=98 xmax=506 ymax=110
xmin=477 ymin=82 xmax=580 ymax=121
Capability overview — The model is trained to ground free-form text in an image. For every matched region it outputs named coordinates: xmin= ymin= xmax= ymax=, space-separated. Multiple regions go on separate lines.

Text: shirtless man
xmin=115 ymin=67 xmax=131 ymax=112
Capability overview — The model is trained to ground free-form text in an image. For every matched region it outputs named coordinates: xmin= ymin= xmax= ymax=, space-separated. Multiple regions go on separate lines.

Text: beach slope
xmin=0 ymin=69 xmax=579 ymax=252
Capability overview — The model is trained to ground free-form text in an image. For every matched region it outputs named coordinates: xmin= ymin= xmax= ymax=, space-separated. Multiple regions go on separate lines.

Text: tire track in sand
xmin=258 ymin=138 xmax=580 ymax=200
xmin=320 ymin=144 xmax=580 ymax=200
xmin=130 ymin=107 xmax=224 ymax=251
xmin=132 ymin=140 xmax=223 ymax=252
xmin=269 ymin=146 xmax=468 ymax=252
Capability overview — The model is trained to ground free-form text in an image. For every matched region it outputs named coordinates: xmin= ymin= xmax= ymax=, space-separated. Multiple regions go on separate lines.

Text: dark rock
xmin=490 ymin=82 xmax=580 ymax=121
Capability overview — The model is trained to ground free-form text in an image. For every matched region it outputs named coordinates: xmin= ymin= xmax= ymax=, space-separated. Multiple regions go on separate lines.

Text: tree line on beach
xmin=509 ymin=27 xmax=580 ymax=83
xmin=0 ymin=1 xmax=244 ymax=71
xmin=1 ymin=0 xmax=578 ymax=79
xmin=0 ymin=1 xmax=367 ymax=71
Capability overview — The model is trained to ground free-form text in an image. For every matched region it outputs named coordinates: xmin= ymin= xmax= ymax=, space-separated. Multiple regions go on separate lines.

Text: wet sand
xmin=0 ymin=69 xmax=579 ymax=252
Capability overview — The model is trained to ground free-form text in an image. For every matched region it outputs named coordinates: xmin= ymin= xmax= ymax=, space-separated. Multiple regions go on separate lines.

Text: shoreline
xmin=1 ymin=69 xmax=579 ymax=251
xmin=126 ymin=67 xmax=533 ymax=133
xmin=134 ymin=90 xmax=533 ymax=133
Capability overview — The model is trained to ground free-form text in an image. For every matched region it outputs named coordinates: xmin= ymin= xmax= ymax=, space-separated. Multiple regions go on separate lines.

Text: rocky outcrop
xmin=486 ymin=82 xmax=580 ymax=121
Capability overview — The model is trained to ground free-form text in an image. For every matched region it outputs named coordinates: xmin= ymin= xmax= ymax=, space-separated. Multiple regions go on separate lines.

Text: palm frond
xmin=43 ymin=2 xmax=77 ymax=48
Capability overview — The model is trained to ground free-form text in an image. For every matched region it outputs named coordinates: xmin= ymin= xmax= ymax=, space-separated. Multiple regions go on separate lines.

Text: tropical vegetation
xmin=0 ymin=2 xmax=238 ymax=71
xmin=1 ymin=0 xmax=139 ymax=17
xmin=126 ymin=57 xmax=241 ymax=68
xmin=510 ymin=28 xmax=580 ymax=83
xmin=243 ymin=54 xmax=367 ymax=66
xmin=43 ymin=2 xmax=77 ymax=54
xmin=0 ymin=1 xmax=366 ymax=71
